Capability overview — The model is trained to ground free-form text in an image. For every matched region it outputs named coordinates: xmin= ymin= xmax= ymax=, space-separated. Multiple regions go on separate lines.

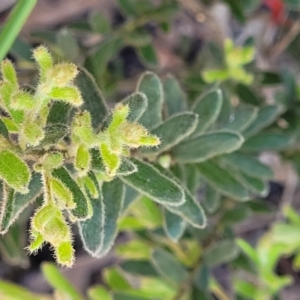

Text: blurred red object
xmin=263 ymin=0 xmax=286 ymax=24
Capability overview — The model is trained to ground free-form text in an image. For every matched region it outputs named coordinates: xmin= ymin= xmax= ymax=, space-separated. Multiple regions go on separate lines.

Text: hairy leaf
xmin=122 ymin=92 xmax=148 ymax=122
xmin=173 ymin=131 xmax=244 ymax=163
xmin=121 ymin=159 xmax=184 ymax=206
xmin=38 ymin=124 xmax=69 ymax=147
xmin=137 ymin=72 xmax=163 ymax=129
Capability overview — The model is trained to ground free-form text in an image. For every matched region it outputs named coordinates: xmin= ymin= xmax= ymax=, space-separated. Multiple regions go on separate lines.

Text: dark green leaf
xmin=284 ymin=0 xmax=300 ymax=10
xmin=242 ymin=132 xmax=293 ymax=151
xmin=122 ymin=92 xmax=148 ymax=122
xmin=143 ymin=112 xmax=198 ymax=154
xmin=38 ymin=124 xmax=69 ymax=147
xmin=96 ymin=179 xmax=125 ymax=257
xmin=191 ymin=89 xmax=223 ymax=137
xmin=236 ymin=84 xmax=260 ymax=105
xmin=121 ymin=159 xmax=184 ymax=206
xmin=223 ymin=0 xmax=245 ymax=22
xmin=121 ymin=260 xmax=158 ymax=277
xmin=52 ymin=167 xmax=90 ymax=220
xmin=78 ymin=173 xmax=104 ymax=255
xmin=197 ymin=161 xmax=250 ymax=201
xmin=166 ymin=188 xmax=206 ymax=229
xmin=75 ymin=67 xmax=108 ymax=129
xmin=221 ymin=204 xmax=249 ymax=225
xmin=163 ymin=75 xmax=188 ymax=116
xmin=151 ymin=248 xmax=189 ymax=284
xmin=138 ymin=44 xmax=157 ymax=65
xmin=173 ymin=131 xmax=244 ymax=163
xmin=220 ymin=152 xmax=273 ymax=179
xmin=243 ymin=105 xmax=282 ymax=137
xmin=194 ymin=266 xmax=210 ymax=290
xmin=223 ymin=105 xmax=258 ymax=132
xmin=0 ymin=173 xmax=42 ymax=234
xmin=203 ymin=240 xmax=240 ymax=267
xmin=163 ymin=209 xmax=186 ymax=242
xmin=118 ymin=159 xmax=137 ymax=176
xmin=47 ymin=102 xmax=70 ymax=125
xmin=203 ymin=185 xmax=221 ymax=214
xmin=184 ymin=164 xmax=203 ymax=195
xmin=121 ymin=184 xmax=140 ymax=214
xmin=137 ymin=72 xmax=163 ymax=129
xmin=0 ymin=119 xmax=8 ymax=138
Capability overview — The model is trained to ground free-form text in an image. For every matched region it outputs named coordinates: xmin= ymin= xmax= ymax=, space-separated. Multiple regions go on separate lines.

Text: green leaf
xmin=122 ymin=92 xmax=148 ymax=122
xmin=143 ymin=112 xmax=198 ymax=154
xmin=236 ymin=239 xmax=259 ymax=265
xmin=113 ymin=293 xmax=149 ymax=300
xmin=38 ymin=124 xmax=69 ymax=147
xmin=194 ymin=266 xmax=210 ymax=290
xmin=52 ymin=167 xmax=90 ymax=220
xmin=89 ymin=286 xmax=112 ymax=300
xmin=118 ymin=158 xmax=138 ymax=176
xmin=104 ymin=267 xmax=131 ymax=290
xmin=137 ymin=72 xmax=163 ymax=129
xmin=89 ymin=12 xmax=111 ymax=34
xmin=203 ymin=185 xmax=221 ymax=214
xmin=121 ymin=159 xmax=184 ymax=206
xmin=222 ymin=105 xmax=258 ymax=132
xmin=47 ymin=102 xmax=70 ymax=125
xmin=0 ymin=118 xmax=9 ymax=138
xmin=163 ymin=75 xmax=188 ymax=116
xmin=163 ymin=209 xmax=186 ymax=242
xmin=75 ymin=67 xmax=108 ymax=129
xmin=203 ymin=240 xmax=240 ymax=267
xmin=173 ymin=131 xmax=244 ymax=163
xmin=165 ymin=188 xmax=206 ymax=229
xmin=242 ymin=132 xmax=293 ymax=151
xmin=220 ymin=152 xmax=273 ymax=179
xmin=138 ymin=44 xmax=157 ymax=66
xmin=42 ymin=263 xmax=82 ymax=300
xmin=243 ymin=105 xmax=282 ymax=137
xmin=0 ymin=173 xmax=42 ymax=233
xmin=0 ymin=151 xmax=31 ymax=193
xmin=121 ymin=184 xmax=140 ymax=214
xmin=190 ymin=89 xmax=223 ymax=137
xmin=121 ymin=260 xmax=159 ymax=277
xmin=184 ymin=164 xmax=203 ymax=195
xmin=56 ymin=29 xmax=80 ymax=61
xmin=117 ymin=0 xmax=154 ymax=16
xmin=96 ymin=179 xmax=125 ymax=257
xmin=236 ymin=83 xmax=261 ymax=105
xmin=78 ymin=173 xmax=104 ymax=256
xmin=151 ymin=248 xmax=189 ymax=285
xmin=0 ymin=223 xmax=29 ymax=267
xmin=0 ymin=280 xmax=43 ymax=300
xmin=197 ymin=160 xmax=250 ymax=201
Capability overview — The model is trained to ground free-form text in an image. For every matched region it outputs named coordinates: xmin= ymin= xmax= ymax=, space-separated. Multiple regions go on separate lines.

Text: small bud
xmin=48 ymin=86 xmax=83 ymax=107
xmin=28 ymin=232 xmax=44 ymax=253
xmin=108 ymin=103 xmax=129 ymax=133
xmin=31 ymin=204 xmax=57 ymax=231
xmin=50 ymin=177 xmax=76 ymax=209
xmin=138 ymin=135 xmax=160 ymax=147
xmin=99 ymin=143 xmax=120 ymax=176
xmin=75 ymin=144 xmax=91 ymax=177
xmin=47 ymin=63 xmax=78 ymax=86
xmin=32 ymin=46 xmax=53 ymax=80
xmin=55 ymin=241 xmax=74 ymax=267
xmin=158 ymin=154 xmax=172 ymax=169
xmin=1 ymin=60 xmax=18 ymax=87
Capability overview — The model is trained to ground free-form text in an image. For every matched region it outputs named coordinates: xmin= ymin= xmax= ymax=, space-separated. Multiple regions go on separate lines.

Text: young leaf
xmin=191 ymin=89 xmax=223 ymax=137
xmin=0 ymin=173 xmax=42 ymax=233
xmin=96 ymin=179 xmax=125 ymax=257
xmin=197 ymin=160 xmax=250 ymax=201
xmin=203 ymin=185 xmax=221 ymax=214
xmin=203 ymin=240 xmax=240 ymax=267
xmin=242 ymin=132 xmax=293 ymax=151
xmin=220 ymin=152 xmax=273 ymax=179
xmin=78 ymin=173 xmax=104 ymax=256
xmin=163 ymin=209 xmax=186 ymax=242
xmin=165 ymin=188 xmax=206 ymax=229
xmin=122 ymin=92 xmax=148 ymax=122
xmin=75 ymin=67 xmax=108 ymax=129
xmin=243 ymin=105 xmax=282 ymax=137
xmin=52 ymin=167 xmax=90 ymax=220
xmin=137 ymin=72 xmax=163 ymax=129
xmin=173 ymin=131 xmax=244 ymax=163
xmin=151 ymin=248 xmax=189 ymax=285
xmin=143 ymin=112 xmax=198 ymax=155
xmin=163 ymin=75 xmax=188 ymax=116
xmin=0 ymin=150 xmax=31 ymax=193
xmin=222 ymin=105 xmax=258 ymax=132
xmin=120 ymin=159 xmax=185 ymax=206
xmin=42 ymin=263 xmax=82 ymax=300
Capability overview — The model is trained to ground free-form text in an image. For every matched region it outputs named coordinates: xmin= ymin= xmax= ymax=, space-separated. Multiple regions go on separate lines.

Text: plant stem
xmin=0 ymin=0 xmax=37 ymax=61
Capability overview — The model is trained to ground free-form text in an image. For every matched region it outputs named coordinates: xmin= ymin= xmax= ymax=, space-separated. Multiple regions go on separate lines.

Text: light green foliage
xmin=203 ymin=39 xmax=255 ymax=84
